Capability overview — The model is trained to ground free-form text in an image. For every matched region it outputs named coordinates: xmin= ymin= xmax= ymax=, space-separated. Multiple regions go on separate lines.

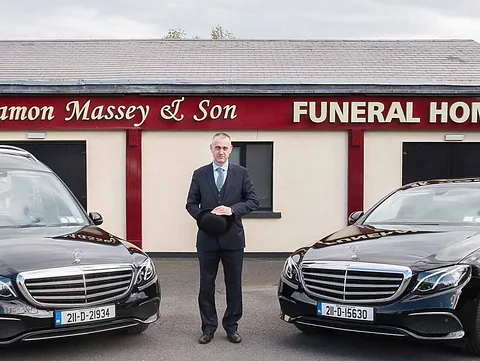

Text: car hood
xmin=302 ymin=225 xmax=480 ymax=272
xmin=0 ymin=225 xmax=143 ymax=276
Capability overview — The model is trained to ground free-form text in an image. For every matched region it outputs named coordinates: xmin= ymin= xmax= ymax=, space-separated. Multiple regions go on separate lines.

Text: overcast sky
xmin=0 ymin=0 xmax=479 ymax=41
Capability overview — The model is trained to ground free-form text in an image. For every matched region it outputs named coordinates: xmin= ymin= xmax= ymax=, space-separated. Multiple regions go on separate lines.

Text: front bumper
xmin=0 ymin=279 xmax=161 ymax=345
xmin=278 ymin=275 xmax=467 ymax=341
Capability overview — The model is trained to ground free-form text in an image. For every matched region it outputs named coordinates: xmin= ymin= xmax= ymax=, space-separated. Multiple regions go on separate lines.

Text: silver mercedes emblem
xmin=72 ymin=249 xmax=83 ymax=264
xmin=349 ymin=245 xmax=359 ymax=260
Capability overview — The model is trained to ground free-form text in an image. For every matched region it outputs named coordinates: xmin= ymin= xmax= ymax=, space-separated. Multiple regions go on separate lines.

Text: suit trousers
xmin=197 ymin=248 xmax=244 ymax=334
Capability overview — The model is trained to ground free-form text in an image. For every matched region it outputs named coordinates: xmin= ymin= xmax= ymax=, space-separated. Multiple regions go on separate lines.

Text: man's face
xmin=210 ymin=136 xmax=232 ymax=165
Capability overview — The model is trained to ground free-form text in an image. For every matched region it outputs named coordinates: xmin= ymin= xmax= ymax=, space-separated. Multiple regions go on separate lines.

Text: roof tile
xmin=0 ymin=39 xmax=478 ymax=86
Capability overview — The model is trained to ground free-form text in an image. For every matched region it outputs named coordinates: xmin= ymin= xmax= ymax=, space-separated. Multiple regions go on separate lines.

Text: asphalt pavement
xmin=1 ymin=258 xmax=478 ymax=361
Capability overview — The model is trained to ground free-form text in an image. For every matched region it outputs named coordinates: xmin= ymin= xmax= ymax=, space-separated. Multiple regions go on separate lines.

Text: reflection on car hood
xmin=0 ymin=226 xmax=143 ymax=276
xmin=302 ymin=224 xmax=480 ymax=272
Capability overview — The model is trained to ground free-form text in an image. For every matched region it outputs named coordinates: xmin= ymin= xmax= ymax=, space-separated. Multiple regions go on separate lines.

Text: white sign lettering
xmin=429 ymin=101 xmax=480 ymax=123
xmin=158 ymin=98 xmax=238 ymax=122
xmin=293 ymin=100 xmax=480 ymax=124
xmin=193 ymin=100 xmax=237 ymax=122
xmin=2 ymin=98 xmax=480 ymax=129
xmin=293 ymin=101 xmax=420 ymax=123
xmin=64 ymin=100 xmax=150 ymax=127
xmin=0 ymin=105 xmax=55 ymax=121
xmin=160 ymin=97 xmax=184 ymax=121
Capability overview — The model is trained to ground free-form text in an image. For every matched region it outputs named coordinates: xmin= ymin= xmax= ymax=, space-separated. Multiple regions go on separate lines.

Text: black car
xmin=278 ymin=177 xmax=480 ymax=356
xmin=0 ymin=145 xmax=160 ymax=345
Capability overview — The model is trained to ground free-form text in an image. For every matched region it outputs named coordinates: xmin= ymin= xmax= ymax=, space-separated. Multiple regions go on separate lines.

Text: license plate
xmin=317 ymin=301 xmax=374 ymax=322
xmin=54 ymin=305 xmax=115 ymax=326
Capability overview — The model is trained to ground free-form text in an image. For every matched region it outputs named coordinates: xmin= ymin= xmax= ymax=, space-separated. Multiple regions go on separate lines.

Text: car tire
xmin=124 ymin=324 xmax=150 ymax=335
xmin=294 ymin=322 xmax=325 ymax=334
xmin=461 ymin=295 xmax=480 ymax=356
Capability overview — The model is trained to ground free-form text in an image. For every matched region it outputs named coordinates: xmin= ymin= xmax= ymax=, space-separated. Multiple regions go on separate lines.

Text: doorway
xmin=0 ymin=141 xmax=87 ymax=211
xmin=402 ymin=142 xmax=480 ymax=185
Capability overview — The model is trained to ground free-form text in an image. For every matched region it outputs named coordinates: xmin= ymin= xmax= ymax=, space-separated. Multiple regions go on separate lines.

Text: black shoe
xmin=199 ymin=332 xmax=214 ymax=344
xmin=226 ymin=331 xmax=242 ymax=343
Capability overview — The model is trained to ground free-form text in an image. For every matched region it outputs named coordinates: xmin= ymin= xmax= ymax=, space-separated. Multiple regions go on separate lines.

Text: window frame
xmin=231 ymin=141 xmax=281 ymax=219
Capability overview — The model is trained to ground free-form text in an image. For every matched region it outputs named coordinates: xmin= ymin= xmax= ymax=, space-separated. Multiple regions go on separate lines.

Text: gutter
xmin=1 ymin=83 xmax=480 ymax=96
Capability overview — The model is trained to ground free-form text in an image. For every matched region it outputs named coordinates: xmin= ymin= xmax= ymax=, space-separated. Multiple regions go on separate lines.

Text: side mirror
xmin=348 ymin=211 xmax=364 ymax=225
xmin=88 ymin=212 xmax=103 ymax=226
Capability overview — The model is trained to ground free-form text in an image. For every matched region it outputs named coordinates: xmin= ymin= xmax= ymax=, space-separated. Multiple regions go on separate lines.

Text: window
xmin=0 ymin=169 xmax=89 ymax=228
xmin=230 ymin=142 xmax=280 ymax=218
xmin=363 ymin=184 xmax=480 ymax=226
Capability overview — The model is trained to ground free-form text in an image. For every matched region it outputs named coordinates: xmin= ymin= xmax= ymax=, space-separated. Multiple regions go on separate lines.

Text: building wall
xmin=142 ymin=130 xmax=348 ymax=253
xmin=0 ymin=130 xmax=126 ymax=238
xmin=364 ymin=131 xmax=480 ymax=211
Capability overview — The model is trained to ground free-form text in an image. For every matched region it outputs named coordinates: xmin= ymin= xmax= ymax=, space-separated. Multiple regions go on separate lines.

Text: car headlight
xmin=0 ymin=278 xmax=17 ymax=300
xmin=412 ymin=265 xmax=471 ymax=295
xmin=282 ymin=255 xmax=300 ymax=286
xmin=135 ymin=258 xmax=157 ymax=290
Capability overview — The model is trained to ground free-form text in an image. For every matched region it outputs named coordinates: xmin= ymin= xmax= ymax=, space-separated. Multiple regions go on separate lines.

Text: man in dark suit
xmin=186 ymin=132 xmax=259 ymax=344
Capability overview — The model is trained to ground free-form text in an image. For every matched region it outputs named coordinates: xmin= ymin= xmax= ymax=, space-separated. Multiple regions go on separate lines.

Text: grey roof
xmin=0 ymin=38 xmax=480 ymax=94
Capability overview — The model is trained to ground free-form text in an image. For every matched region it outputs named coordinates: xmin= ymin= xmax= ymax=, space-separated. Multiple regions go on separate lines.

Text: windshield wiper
xmin=369 ymin=221 xmax=442 ymax=226
xmin=0 ymin=223 xmax=83 ymax=229
xmin=7 ymin=224 xmax=47 ymax=228
xmin=400 ymin=222 xmax=442 ymax=225
xmin=48 ymin=223 xmax=84 ymax=227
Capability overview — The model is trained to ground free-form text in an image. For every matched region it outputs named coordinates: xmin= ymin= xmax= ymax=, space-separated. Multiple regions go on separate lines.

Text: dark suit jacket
xmin=186 ymin=162 xmax=259 ymax=251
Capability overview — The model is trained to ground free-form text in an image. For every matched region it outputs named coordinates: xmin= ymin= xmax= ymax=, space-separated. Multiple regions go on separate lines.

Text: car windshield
xmin=362 ymin=183 xmax=480 ymax=227
xmin=0 ymin=168 xmax=89 ymax=228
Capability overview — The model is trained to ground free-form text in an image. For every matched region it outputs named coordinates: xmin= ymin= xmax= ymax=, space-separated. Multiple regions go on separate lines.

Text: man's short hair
xmin=212 ymin=132 xmax=231 ymax=141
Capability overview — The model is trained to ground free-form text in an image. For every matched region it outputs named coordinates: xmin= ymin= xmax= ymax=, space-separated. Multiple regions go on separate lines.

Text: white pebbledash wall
xmin=142 ymin=130 xmax=348 ymax=253
xmin=7 ymin=129 xmax=480 ymax=254
xmin=364 ymin=131 xmax=480 ymax=212
xmin=0 ymin=130 xmax=126 ymax=239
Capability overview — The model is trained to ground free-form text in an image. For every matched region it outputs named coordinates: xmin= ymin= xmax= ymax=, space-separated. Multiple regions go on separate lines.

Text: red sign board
xmin=0 ymin=95 xmax=480 ymax=130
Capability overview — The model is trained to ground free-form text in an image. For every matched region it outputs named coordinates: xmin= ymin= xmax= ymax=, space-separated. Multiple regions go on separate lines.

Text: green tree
xmin=163 ymin=28 xmax=186 ymax=39
xmin=162 ymin=25 xmax=235 ymax=40
xmin=211 ymin=25 xmax=235 ymax=39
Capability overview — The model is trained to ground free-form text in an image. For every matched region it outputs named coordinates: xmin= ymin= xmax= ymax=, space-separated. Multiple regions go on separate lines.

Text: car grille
xmin=300 ymin=261 xmax=412 ymax=304
xmin=17 ymin=264 xmax=135 ymax=309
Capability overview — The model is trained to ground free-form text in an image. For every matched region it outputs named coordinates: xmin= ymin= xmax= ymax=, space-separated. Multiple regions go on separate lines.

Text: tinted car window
xmin=364 ymin=185 xmax=480 ymax=225
xmin=0 ymin=169 xmax=89 ymax=228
